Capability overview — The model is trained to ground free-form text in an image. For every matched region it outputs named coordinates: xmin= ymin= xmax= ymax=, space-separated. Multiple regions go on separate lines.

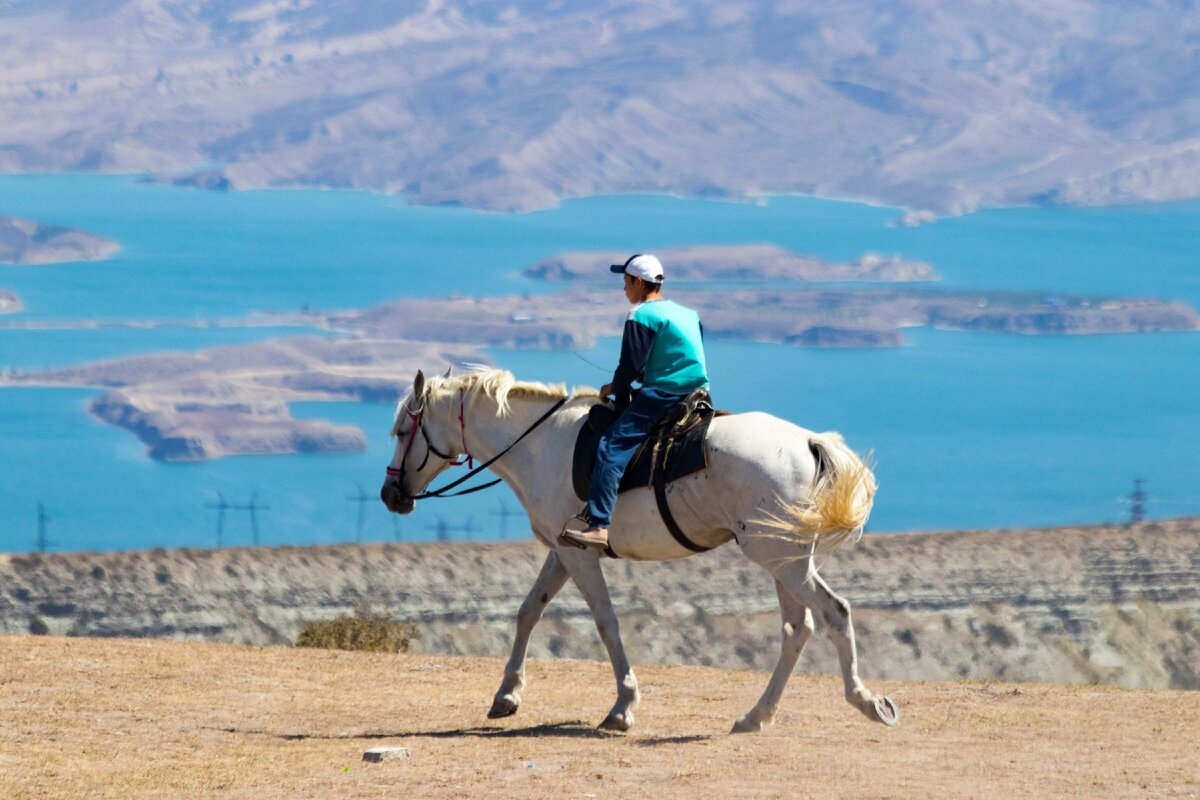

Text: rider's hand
xmin=600 ymin=383 xmax=614 ymax=398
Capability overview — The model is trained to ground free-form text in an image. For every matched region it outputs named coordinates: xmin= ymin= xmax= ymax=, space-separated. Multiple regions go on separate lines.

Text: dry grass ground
xmin=1 ymin=636 xmax=1198 ymax=800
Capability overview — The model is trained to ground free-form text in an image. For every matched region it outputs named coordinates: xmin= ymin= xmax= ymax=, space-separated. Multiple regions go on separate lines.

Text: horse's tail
xmin=756 ymin=432 xmax=877 ymax=557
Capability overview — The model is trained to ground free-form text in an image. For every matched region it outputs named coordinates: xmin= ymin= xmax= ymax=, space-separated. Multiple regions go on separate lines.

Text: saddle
xmin=571 ymin=388 xmax=721 ymax=554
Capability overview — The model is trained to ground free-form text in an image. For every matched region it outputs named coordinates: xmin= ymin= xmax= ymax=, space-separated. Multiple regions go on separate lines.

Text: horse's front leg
xmin=557 ymin=547 xmax=640 ymax=732
xmin=731 ymin=578 xmax=814 ymax=733
xmin=488 ymin=550 xmax=569 ymax=719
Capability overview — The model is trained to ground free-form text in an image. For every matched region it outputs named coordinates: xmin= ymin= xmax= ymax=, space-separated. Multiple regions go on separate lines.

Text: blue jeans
xmin=586 ymin=386 xmax=685 ymax=528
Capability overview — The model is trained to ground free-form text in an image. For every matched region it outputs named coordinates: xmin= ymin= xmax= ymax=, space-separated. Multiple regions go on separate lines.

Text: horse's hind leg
xmin=732 ymin=579 xmax=814 ymax=733
xmin=488 ymin=550 xmax=569 ymax=719
xmin=780 ymin=565 xmax=899 ymax=726
xmin=742 ymin=545 xmax=899 ymax=727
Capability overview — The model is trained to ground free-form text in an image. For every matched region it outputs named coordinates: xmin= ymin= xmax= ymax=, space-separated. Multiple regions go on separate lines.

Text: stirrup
xmin=558 ymin=512 xmax=607 ymax=550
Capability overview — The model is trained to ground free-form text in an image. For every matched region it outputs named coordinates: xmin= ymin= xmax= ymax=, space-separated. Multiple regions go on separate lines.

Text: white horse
xmin=380 ymin=367 xmax=898 ymax=733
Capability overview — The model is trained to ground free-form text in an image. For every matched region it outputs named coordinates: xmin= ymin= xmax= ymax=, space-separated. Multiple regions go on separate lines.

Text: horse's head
xmin=380 ymin=368 xmax=464 ymax=514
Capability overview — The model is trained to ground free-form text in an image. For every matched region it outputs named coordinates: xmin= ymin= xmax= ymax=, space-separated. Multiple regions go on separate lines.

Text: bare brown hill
xmin=0 ymin=637 xmax=1197 ymax=800
xmin=2 ymin=518 xmax=1197 ymax=690
xmin=7 ymin=3 xmax=1200 ymax=215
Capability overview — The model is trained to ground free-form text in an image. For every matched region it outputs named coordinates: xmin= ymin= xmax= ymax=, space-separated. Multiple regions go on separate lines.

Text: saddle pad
xmin=571 ymin=403 xmax=715 ymax=502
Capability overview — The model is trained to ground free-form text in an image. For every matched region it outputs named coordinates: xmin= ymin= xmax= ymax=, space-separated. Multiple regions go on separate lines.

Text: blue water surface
xmin=1 ymin=175 xmax=1197 ymax=551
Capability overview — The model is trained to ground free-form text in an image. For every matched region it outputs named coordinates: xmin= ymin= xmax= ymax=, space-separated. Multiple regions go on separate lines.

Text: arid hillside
xmin=4 ymin=2 xmax=1200 ymax=213
xmin=2 ymin=518 xmax=1197 ymax=690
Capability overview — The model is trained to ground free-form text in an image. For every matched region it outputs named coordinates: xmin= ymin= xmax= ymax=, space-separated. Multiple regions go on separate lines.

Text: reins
xmin=388 ymin=394 xmax=570 ymax=500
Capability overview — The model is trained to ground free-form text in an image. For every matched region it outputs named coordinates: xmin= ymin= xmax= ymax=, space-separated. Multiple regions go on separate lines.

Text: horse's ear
xmin=443 ymin=366 xmax=452 ymax=378
xmin=412 ymin=370 xmax=426 ymax=404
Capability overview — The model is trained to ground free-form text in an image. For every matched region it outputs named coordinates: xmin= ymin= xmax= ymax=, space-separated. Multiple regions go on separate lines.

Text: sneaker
xmin=559 ymin=525 xmax=609 ymax=550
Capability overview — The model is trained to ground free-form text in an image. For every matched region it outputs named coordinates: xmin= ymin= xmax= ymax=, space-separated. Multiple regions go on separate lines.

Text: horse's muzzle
xmin=380 ymin=481 xmax=416 ymax=515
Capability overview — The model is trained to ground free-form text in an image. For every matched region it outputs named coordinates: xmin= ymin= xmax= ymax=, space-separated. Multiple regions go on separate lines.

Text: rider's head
xmin=610 ymin=254 xmax=664 ymax=304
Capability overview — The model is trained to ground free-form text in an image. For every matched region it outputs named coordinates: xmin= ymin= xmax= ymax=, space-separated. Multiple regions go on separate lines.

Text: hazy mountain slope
xmin=1 ymin=1 xmax=1199 ymax=212
xmin=3 ymin=518 xmax=1197 ymax=689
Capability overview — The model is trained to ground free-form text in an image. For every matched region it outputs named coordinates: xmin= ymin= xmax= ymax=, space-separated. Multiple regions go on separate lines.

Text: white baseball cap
xmin=610 ymin=253 xmax=664 ymax=283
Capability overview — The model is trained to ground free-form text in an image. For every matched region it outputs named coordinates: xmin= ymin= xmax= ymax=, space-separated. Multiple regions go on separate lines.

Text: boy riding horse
xmin=560 ymin=254 xmax=710 ymax=550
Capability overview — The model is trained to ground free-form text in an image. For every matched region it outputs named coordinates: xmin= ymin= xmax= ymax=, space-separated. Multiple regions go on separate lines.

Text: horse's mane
xmin=391 ymin=366 xmax=598 ymax=435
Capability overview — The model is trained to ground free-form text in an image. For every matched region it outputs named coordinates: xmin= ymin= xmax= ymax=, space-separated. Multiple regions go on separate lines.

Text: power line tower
xmin=1129 ymin=478 xmax=1147 ymax=524
xmin=490 ymin=500 xmax=524 ymax=538
xmin=426 ymin=517 xmax=476 ymax=542
xmin=35 ymin=503 xmax=53 ymax=553
xmin=206 ymin=492 xmax=230 ymax=547
xmin=427 ymin=517 xmax=450 ymax=542
xmin=231 ymin=492 xmax=269 ymax=546
xmin=346 ymin=484 xmax=373 ymax=542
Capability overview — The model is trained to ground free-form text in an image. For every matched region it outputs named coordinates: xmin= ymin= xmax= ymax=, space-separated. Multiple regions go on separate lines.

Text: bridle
xmin=387 ymin=388 xmax=473 ymax=496
xmin=386 ymin=389 xmax=569 ymax=501
xmin=391 ymin=389 xmax=471 ymax=471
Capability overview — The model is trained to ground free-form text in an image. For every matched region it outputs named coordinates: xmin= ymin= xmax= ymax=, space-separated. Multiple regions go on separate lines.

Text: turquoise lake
xmin=1 ymin=174 xmax=1197 ymax=552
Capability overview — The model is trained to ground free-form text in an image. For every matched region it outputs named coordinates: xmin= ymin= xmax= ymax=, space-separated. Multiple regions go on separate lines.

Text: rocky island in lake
xmin=0 ymin=216 xmax=119 ymax=265
xmin=5 ymin=258 xmax=1198 ymax=461
xmin=11 ymin=336 xmax=487 ymax=462
xmin=525 ymin=244 xmax=939 ymax=283
xmin=339 ymin=285 xmax=1200 ymax=350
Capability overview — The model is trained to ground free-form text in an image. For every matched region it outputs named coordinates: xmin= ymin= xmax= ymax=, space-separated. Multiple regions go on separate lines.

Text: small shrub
xmin=295 ymin=607 xmax=419 ymax=654
xmin=28 ymin=616 xmax=49 ymax=636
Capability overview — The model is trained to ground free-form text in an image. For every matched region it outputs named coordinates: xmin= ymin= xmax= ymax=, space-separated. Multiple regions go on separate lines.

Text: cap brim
xmin=609 ymin=263 xmax=627 ymax=274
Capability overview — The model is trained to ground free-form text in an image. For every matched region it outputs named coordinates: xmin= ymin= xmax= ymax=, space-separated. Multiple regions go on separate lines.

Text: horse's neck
xmin=458 ymin=393 xmax=561 ymax=489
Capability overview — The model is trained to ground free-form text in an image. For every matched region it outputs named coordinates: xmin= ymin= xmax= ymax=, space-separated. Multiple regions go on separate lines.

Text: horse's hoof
xmin=487 ymin=696 xmax=520 ymax=719
xmin=870 ymin=695 xmax=900 ymax=726
xmin=598 ymin=712 xmax=633 ymax=733
xmin=730 ymin=714 xmax=764 ymax=734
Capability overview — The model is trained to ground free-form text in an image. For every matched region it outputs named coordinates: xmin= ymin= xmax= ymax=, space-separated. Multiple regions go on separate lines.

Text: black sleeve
xmin=611 ymin=318 xmax=656 ymax=401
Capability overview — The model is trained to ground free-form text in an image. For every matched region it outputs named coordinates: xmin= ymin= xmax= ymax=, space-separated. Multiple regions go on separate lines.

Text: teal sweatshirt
xmin=611 ymin=299 xmax=709 ymax=397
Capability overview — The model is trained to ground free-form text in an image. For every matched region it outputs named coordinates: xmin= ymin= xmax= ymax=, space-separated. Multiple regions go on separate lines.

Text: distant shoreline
xmin=66 ymin=170 xmax=1200 ymax=218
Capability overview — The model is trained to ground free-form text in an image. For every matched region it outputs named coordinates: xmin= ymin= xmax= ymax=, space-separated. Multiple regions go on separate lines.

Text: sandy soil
xmin=2 ymin=637 xmax=1197 ymax=800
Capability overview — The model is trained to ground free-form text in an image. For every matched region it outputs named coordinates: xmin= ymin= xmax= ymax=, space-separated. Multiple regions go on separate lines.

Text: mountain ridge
xmin=2 ymin=1 xmax=1199 ymax=213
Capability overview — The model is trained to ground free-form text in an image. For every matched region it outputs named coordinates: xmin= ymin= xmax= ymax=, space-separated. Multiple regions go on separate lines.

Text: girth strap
xmin=652 ymin=465 xmax=713 ymax=554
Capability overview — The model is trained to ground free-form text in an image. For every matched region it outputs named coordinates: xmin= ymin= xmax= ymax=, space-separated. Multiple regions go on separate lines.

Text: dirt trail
xmin=1 ymin=637 xmax=1197 ymax=799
